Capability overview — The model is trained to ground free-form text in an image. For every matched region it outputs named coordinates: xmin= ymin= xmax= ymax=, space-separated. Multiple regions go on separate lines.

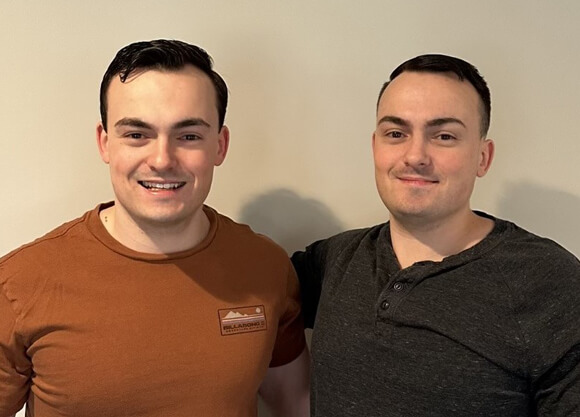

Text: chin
xmin=385 ymin=201 xmax=430 ymax=216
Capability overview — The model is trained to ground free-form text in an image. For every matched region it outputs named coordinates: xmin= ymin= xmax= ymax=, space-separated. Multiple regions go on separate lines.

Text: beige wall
xmin=2 ymin=1 xmax=579 ymax=415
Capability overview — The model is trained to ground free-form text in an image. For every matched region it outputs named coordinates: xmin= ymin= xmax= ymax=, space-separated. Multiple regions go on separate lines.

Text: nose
xmin=147 ymin=137 xmax=176 ymax=171
xmin=403 ymin=136 xmax=430 ymax=168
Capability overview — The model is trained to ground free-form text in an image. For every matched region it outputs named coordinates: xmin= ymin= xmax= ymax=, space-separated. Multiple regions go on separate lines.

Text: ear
xmin=214 ymin=125 xmax=230 ymax=166
xmin=476 ymin=138 xmax=494 ymax=177
xmin=96 ymin=122 xmax=111 ymax=164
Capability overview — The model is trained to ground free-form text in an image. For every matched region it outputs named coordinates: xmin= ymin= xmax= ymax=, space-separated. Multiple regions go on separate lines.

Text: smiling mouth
xmin=139 ymin=181 xmax=186 ymax=190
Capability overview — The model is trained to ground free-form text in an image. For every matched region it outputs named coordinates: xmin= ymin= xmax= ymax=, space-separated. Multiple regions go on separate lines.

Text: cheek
xmin=107 ymin=152 xmax=142 ymax=177
xmin=441 ymin=151 xmax=478 ymax=175
xmin=181 ymin=148 xmax=221 ymax=170
xmin=181 ymin=157 xmax=215 ymax=178
xmin=373 ymin=147 xmax=395 ymax=170
xmin=445 ymin=158 xmax=480 ymax=193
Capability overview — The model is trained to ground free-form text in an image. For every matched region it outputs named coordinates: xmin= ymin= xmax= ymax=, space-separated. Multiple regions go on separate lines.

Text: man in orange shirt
xmin=0 ymin=39 xmax=309 ymax=417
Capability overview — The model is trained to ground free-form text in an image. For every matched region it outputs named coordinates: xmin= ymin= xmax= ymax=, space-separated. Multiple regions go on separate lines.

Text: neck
xmin=99 ymin=204 xmax=210 ymax=254
xmin=389 ymin=210 xmax=493 ymax=269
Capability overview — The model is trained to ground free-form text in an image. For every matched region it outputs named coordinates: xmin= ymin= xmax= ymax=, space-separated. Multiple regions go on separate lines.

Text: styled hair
xmin=377 ymin=54 xmax=491 ymax=137
xmin=99 ymin=39 xmax=228 ymax=131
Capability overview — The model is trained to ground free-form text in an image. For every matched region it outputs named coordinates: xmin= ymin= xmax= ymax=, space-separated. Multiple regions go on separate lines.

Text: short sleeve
xmin=291 ymin=239 xmax=328 ymax=329
xmin=0 ymin=285 xmax=31 ymax=416
xmin=268 ymin=262 xmax=306 ymax=367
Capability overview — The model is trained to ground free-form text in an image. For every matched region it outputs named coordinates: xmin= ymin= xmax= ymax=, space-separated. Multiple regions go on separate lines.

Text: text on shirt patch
xmin=218 ymin=305 xmax=267 ymax=336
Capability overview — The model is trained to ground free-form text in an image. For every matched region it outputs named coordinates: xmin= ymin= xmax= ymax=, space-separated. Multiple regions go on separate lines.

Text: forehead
xmin=106 ymin=66 xmax=218 ymax=120
xmin=378 ymin=71 xmax=481 ymax=124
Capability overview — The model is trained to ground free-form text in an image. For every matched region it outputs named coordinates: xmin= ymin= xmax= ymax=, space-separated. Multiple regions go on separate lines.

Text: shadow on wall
xmin=241 ymin=189 xmax=341 ymax=416
xmin=239 ymin=188 xmax=345 ymax=254
xmin=497 ymin=181 xmax=580 ymax=257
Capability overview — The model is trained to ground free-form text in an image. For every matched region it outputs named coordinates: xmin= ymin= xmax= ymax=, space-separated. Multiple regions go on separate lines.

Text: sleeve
xmin=524 ymin=251 xmax=580 ymax=415
xmin=291 ymin=239 xmax=329 ymax=329
xmin=0 ymin=286 xmax=31 ymax=416
xmin=268 ymin=262 xmax=306 ymax=367
xmin=534 ymin=344 xmax=580 ymax=416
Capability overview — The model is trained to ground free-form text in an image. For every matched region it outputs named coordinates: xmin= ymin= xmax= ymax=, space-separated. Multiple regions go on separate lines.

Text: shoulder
xmin=1 ymin=210 xmax=92 ymax=268
xmin=491 ymin=218 xmax=580 ymax=280
xmin=306 ymin=223 xmax=385 ymax=259
xmin=490 ymin=220 xmax=580 ymax=375
xmin=481 ymin=219 xmax=580 ymax=306
xmin=208 ymin=206 xmax=290 ymax=262
xmin=486 ymin=218 xmax=580 ymax=306
xmin=291 ymin=223 xmax=387 ymax=274
xmin=0 ymin=209 xmax=93 ymax=316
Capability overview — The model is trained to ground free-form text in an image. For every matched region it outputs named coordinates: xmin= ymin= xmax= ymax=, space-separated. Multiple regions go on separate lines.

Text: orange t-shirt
xmin=0 ymin=203 xmax=305 ymax=416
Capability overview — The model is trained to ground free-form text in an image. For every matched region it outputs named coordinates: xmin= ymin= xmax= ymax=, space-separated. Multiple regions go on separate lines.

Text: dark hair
xmin=99 ymin=39 xmax=228 ymax=131
xmin=377 ymin=54 xmax=491 ymax=137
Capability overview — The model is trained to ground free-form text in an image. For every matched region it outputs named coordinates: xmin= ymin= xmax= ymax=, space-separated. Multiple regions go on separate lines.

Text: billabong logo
xmin=218 ymin=305 xmax=267 ymax=336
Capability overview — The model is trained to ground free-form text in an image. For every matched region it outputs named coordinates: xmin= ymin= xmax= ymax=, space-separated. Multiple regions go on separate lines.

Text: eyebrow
xmin=114 ymin=117 xmax=152 ymax=129
xmin=377 ymin=115 xmax=410 ymax=127
xmin=425 ymin=117 xmax=466 ymax=129
xmin=377 ymin=115 xmax=466 ymax=129
xmin=113 ymin=117 xmax=211 ymax=130
xmin=172 ymin=118 xmax=211 ymax=129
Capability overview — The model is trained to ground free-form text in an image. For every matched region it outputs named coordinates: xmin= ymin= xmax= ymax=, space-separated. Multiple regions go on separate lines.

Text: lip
xmin=396 ymin=176 xmax=438 ymax=186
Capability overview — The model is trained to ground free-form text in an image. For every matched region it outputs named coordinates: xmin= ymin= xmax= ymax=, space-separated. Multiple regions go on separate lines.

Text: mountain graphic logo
xmin=218 ymin=305 xmax=267 ymax=336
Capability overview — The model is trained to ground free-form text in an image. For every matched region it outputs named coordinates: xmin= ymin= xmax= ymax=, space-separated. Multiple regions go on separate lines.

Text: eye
xmin=181 ymin=134 xmax=202 ymax=141
xmin=386 ymin=130 xmax=405 ymax=139
xmin=436 ymin=133 xmax=456 ymax=141
xmin=122 ymin=132 xmax=147 ymax=140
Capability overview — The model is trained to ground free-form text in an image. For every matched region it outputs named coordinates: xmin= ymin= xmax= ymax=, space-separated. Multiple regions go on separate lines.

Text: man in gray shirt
xmin=292 ymin=54 xmax=580 ymax=416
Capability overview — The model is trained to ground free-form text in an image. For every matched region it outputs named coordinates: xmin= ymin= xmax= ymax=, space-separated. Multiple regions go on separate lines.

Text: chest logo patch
xmin=218 ymin=305 xmax=267 ymax=336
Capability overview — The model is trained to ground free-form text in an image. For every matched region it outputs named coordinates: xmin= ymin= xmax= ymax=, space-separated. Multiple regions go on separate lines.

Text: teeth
xmin=141 ymin=181 xmax=184 ymax=190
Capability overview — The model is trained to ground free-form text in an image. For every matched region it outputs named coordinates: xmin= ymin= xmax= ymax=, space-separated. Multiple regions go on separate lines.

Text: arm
xmin=259 ymin=346 xmax=310 ymax=417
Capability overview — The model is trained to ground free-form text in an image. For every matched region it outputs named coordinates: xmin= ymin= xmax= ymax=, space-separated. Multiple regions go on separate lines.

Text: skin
xmin=372 ymin=71 xmax=495 ymax=268
xmin=96 ymin=65 xmax=229 ymax=254
xmin=259 ymin=348 xmax=311 ymax=417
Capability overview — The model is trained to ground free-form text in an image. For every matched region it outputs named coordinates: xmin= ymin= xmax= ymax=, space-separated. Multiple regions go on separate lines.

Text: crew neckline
xmin=86 ymin=202 xmax=219 ymax=261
